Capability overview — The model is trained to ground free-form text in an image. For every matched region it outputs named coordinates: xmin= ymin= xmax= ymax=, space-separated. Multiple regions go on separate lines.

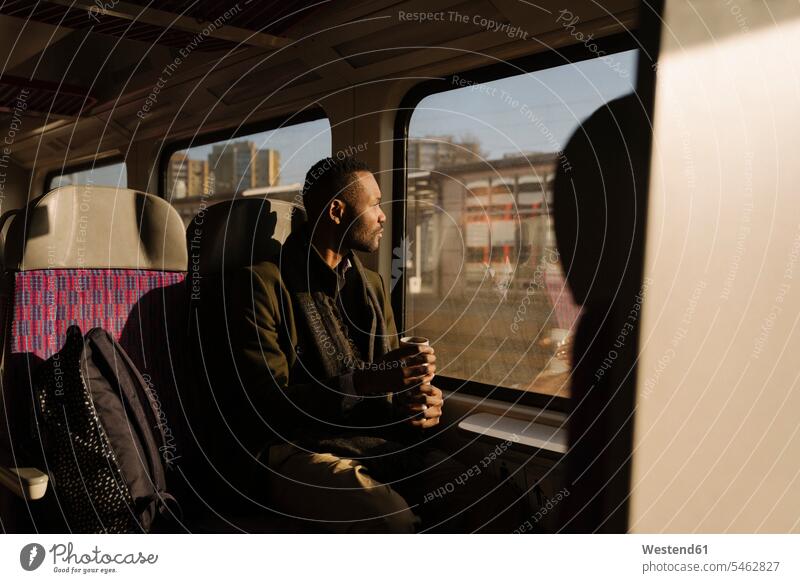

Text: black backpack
xmin=34 ymin=325 xmax=181 ymax=533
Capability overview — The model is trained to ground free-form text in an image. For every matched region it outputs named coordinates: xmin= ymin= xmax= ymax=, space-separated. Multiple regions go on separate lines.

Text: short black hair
xmin=302 ymin=155 xmax=371 ymax=223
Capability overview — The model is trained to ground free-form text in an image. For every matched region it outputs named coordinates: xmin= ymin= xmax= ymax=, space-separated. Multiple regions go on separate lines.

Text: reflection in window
xmin=48 ymin=160 xmax=127 ymax=191
xmin=404 ymin=49 xmax=638 ymax=398
xmin=164 ymin=117 xmax=331 ymax=226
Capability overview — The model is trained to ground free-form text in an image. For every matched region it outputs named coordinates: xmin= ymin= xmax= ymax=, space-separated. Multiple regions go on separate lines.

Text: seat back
xmin=185 ymin=195 xmax=305 ymax=510
xmin=552 ymin=94 xmax=647 ymax=531
xmin=187 ymin=195 xmax=305 ymax=278
xmin=0 ymin=185 xmax=188 ymax=532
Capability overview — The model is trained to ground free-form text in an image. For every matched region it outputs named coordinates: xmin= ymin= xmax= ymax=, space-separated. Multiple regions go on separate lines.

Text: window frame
xmin=392 ymin=33 xmax=638 ymax=412
xmin=43 ymin=155 xmax=127 ymax=194
xmin=158 ymin=107 xmax=329 ymax=198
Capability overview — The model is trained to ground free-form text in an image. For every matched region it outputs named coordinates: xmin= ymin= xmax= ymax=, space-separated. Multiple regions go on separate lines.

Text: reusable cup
xmin=400 ymin=336 xmax=430 ymax=348
xmin=399 ymin=336 xmax=432 ymax=410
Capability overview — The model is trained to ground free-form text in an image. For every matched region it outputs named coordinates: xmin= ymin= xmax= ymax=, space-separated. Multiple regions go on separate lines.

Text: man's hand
xmin=395 ymin=383 xmax=443 ymax=429
xmin=353 ymin=344 xmax=436 ymax=395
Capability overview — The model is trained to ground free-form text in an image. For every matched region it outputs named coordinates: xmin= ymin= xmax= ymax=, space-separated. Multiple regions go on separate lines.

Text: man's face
xmin=341 ymin=171 xmax=386 ymax=253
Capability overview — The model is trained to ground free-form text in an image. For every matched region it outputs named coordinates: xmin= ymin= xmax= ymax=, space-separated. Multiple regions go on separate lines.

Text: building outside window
xmin=163 ymin=116 xmax=331 ymax=226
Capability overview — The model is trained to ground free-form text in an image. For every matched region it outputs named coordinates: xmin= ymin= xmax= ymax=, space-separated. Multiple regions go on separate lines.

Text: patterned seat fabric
xmin=11 ymin=269 xmax=185 ymax=360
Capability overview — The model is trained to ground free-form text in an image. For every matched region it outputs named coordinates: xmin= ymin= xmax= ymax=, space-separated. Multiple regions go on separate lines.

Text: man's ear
xmin=328 ymin=198 xmax=346 ymax=224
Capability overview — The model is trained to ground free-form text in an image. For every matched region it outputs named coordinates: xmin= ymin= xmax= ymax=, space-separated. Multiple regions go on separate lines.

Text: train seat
xmin=184 ymin=195 xmax=311 ymax=532
xmin=0 ymin=185 xmax=189 ymax=532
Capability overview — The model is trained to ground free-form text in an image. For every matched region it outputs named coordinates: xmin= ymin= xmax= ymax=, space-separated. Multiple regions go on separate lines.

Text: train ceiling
xmin=0 ymin=0 xmax=638 ymax=170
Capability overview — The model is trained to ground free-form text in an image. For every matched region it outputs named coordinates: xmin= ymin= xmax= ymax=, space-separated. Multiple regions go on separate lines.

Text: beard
xmin=344 ymin=219 xmax=381 ymax=253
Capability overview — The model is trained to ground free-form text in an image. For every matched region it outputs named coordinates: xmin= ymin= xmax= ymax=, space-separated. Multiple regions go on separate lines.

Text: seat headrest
xmin=187 ymin=196 xmax=306 ymax=276
xmin=553 ymin=93 xmax=645 ymax=307
xmin=4 ymin=185 xmax=188 ymax=272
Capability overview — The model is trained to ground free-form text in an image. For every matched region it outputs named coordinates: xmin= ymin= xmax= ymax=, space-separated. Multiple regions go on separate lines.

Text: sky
xmin=409 ymin=49 xmax=638 ymax=158
xmin=54 ymin=49 xmax=638 ymax=189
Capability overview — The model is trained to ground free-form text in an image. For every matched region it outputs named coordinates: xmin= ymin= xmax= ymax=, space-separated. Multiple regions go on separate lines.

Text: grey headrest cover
xmin=186 ymin=197 xmax=306 ymax=276
xmin=5 ymin=185 xmax=188 ymax=272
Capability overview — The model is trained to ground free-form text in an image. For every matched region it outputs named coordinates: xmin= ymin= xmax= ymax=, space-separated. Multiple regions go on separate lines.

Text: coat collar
xmin=281 ymin=223 xmax=390 ymax=364
xmin=283 ymin=224 xmax=358 ymax=297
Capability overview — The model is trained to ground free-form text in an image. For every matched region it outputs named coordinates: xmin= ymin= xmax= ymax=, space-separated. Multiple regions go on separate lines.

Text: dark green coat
xmin=227 ymin=226 xmax=400 ymax=451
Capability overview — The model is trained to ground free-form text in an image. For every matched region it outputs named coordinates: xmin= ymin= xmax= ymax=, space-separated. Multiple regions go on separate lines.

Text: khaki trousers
xmin=264 ymin=440 xmax=527 ymax=533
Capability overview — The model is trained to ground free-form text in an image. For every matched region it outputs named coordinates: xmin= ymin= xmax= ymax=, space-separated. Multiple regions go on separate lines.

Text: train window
xmin=403 ymin=48 xmax=638 ymax=400
xmin=47 ymin=159 xmax=127 ymax=191
xmin=161 ymin=115 xmax=331 ymax=226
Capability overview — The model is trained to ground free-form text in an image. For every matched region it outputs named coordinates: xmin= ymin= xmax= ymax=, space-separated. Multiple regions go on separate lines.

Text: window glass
xmin=48 ymin=160 xmax=127 ymax=190
xmin=404 ymin=49 xmax=638 ymax=398
xmin=164 ymin=117 xmax=331 ymax=225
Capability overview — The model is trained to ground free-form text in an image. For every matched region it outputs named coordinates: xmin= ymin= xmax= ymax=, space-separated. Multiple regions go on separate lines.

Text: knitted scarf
xmin=281 ymin=229 xmax=393 ymax=381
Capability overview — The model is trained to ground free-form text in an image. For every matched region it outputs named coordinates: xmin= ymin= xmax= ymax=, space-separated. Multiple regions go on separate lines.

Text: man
xmin=227 ymin=155 xmax=525 ymax=533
